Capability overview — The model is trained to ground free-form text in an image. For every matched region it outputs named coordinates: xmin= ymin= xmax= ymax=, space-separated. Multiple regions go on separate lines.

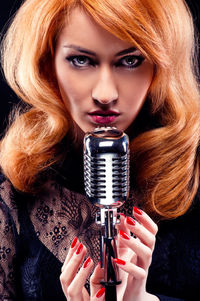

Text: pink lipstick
xmin=88 ymin=110 xmax=120 ymax=125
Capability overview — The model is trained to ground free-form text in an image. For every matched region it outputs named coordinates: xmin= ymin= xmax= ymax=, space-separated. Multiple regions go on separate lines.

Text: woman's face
xmin=54 ymin=8 xmax=154 ymax=134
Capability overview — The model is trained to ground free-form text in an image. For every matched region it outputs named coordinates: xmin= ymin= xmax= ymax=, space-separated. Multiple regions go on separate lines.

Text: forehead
xmin=56 ymin=7 xmax=135 ymax=55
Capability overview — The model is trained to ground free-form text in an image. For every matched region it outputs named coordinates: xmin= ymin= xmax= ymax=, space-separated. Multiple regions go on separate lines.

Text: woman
xmin=0 ymin=0 xmax=199 ymax=300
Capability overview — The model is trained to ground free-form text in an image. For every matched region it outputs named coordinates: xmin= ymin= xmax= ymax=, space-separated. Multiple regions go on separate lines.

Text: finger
xmin=66 ymin=257 xmax=94 ymax=300
xmin=90 ymin=263 xmax=108 ymax=300
xmin=114 ymin=258 xmax=146 ymax=280
xmin=117 ymin=238 xmax=134 ymax=263
xmin=90 ymin=287 xmax=105 ymax=301
xmin=61 ymin=237 xmax=79 ymax=272
xmin=93 ymin=287 xmax=105 ymax=300
xmin=118 ymin=230 xmax=152 ymax=268
xmin=116 ymin=213 xmax=131 ymax=254
xmin=82 ymin=287 xmax=90 ymax=300
xmin=60 ymin=243 xmax=87 ymax=288
xmin=90 ymin=262 xmax=104 ymax=297
xmin=125 ymin=216 xmax=156 ymax=249
xmin=116 ymin=213 xmax=130 ymax=235
xmin=133 ymin=207 xmax=158 ymax=235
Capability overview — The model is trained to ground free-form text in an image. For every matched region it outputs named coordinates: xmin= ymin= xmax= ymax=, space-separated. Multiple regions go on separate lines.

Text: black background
xmin=0 ymin=0 xmax=199 ymax=135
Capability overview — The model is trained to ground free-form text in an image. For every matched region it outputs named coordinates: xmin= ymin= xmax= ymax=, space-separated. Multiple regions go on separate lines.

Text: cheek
xmin=122 ymin=66 xmax=153 ymax=107
xmin=56 ymin=72 xmax=90 ymax=110
xmin=58 ymin=74 xmax=83 ymax=111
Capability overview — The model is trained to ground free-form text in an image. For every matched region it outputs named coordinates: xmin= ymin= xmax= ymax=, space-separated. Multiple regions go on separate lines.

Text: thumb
xmin=90 ymin=263 xmax=105 ymax=300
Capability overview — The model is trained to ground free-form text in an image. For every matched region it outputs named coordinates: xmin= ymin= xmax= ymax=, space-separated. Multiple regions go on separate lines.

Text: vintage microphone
xmin=83 ymin=126 xmax=130 ymax=300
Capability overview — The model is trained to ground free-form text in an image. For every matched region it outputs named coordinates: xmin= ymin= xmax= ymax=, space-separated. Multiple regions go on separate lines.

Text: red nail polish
xmin=96 ymin=287 xmax=105 ymax=298
xmin=126 ymin=216 xmax=136 ymax=226
xmin=120 ymin=213 xmax=125 ymax=217
xmin=133 ymin=207 xmax=143 ymax=215
xmin=114 ymin=258 xmax=126 ymax=265
xmin=71 ymin=237 xmax=78 ymax=248
xmin=76 ymin=243 xmax=83 ymax=255
xmin=119 ymin=230 xmax=131 ymax=240
xmin=83 ymin=257 xmax=91 ymax=268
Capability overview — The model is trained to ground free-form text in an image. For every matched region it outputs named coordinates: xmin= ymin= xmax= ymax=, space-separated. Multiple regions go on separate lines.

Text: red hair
xmin=0 ymin=0 xmax=200 ymax=219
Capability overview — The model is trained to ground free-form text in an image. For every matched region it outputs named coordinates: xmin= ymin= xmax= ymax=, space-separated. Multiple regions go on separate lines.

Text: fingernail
xmin=119 ymin=230 xmax=131 ymax=240
xmin=98 ymin=261 xmax=103 ymax=268
xmin=76 ymin=243 xmax=83 ymax=255
xmin=83 ymin=257 xmax=91 ymax=268
xmin=71 ymin=237 xmax=78 ymax=248
xmin=114 ymin=258 xmax=126 ymax=265
xmin=96 ymin=287 xmax=105 ymax=298
xmin=126 ymin=216 xmax=136 ymax=226
xmin=120 ymin=213 xmax=125 ymax=217
xmin=133 ymin=207 xmax=143 ymax=215
xmin=98 ymin=261 xmax=101 ymax=266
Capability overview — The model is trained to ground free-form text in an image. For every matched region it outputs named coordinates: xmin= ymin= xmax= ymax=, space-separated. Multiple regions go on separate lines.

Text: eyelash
xmin=65 ymin=55 xmax=145 ymax=69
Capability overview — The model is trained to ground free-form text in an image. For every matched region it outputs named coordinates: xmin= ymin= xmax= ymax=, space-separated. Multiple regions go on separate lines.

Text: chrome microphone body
xmin=84 ymin=126 xmax=130 ymax=293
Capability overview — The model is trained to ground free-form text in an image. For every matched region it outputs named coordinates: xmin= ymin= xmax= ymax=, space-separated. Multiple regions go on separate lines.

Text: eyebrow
xmin=63 ymin=44 xmax=137 ymax=57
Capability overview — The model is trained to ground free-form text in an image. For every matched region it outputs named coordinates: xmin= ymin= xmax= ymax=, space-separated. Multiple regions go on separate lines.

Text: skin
xmin=54 ymin=8 xmax=154 ymax=136
xmin=60 ymin=207 xmax=159 ymax=301
xmin=56 ymin=7 xmax=159 ymax=301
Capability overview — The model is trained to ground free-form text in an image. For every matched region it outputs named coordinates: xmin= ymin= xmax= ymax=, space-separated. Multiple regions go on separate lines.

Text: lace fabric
xmin=0 ymin=174 xmax=136 ymax=300
xmin=1 ymin=171 xmax=200 ymax=301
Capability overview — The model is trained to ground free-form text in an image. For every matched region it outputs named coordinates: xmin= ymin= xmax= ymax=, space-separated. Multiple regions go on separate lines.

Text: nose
xmin=92 ymin=66 xmax=118 ymax=106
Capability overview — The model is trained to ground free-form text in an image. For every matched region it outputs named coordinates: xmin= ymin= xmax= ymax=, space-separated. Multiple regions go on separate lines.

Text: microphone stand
xmin=83 ymin=126 xmax=130 ymax=301
xmin=96 ymin=208 xmax=121 ymax=301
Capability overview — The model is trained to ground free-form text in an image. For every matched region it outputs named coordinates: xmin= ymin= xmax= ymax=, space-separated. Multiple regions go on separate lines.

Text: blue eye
xmin=117 ymin=55 xmax=145 ymax=69
xmin=66 ymin=55 xmax=96 ymax=68
xmin=65 ymin=54 xmax=145 ymax=69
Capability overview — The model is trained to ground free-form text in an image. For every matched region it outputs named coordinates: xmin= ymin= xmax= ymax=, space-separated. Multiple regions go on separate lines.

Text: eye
xmin=65 ymin=55 xmax=96 ymax=68
xmin=117 ymin=55 xmax=145 ymax=69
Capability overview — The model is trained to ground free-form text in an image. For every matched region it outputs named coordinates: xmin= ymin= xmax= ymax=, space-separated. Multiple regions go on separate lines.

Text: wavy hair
xmin=0 ymin=0 xmax=200 ymax=219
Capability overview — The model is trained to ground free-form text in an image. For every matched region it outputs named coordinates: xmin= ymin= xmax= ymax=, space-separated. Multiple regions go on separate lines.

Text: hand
xmin=115 ymin=207 xmax=159 ymax=301
xmin=60 ymin=237 xmax=106 ymax=300
xmin=60 ymin=207 xmax=159 ymax=301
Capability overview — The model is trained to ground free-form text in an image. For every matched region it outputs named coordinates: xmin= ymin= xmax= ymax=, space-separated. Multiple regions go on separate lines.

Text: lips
xmin=88 ymin=110 xmax=120 ymax=125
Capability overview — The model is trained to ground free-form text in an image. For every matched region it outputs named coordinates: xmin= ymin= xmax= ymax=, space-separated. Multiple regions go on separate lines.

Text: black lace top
xmin=0 ymin=170 xmax=200 ymax=301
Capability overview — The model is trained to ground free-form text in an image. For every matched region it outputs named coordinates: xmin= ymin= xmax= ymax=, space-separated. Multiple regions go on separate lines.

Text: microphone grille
xmin=84 ymin=127 xmax=130 ymax=208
